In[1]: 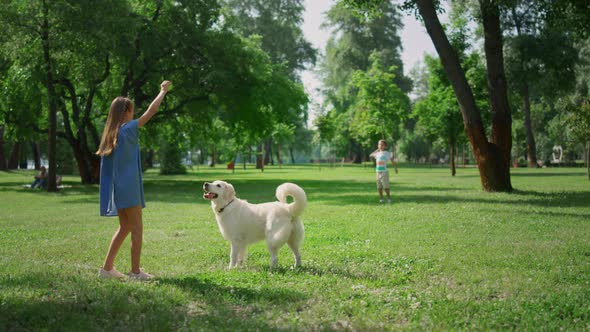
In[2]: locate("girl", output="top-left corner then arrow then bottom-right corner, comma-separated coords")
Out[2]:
96,80 -> 172,280
30,166 -> 47,189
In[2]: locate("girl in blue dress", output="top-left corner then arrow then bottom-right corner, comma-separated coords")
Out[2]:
96,80 -> 172,280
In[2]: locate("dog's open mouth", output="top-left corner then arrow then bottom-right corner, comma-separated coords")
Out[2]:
203,191 -> 218,200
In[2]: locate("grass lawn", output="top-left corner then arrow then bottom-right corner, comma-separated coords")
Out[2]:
1,164 -> 589,331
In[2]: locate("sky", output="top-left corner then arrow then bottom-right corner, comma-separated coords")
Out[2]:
301,0 -> 448,126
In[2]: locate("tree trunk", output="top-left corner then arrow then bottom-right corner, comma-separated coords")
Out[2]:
145,149 -> 155,169
510,6 -> 537,168
480,0 -> 513,191
289,146 -> 295,164
56,87 -> 101,184
75,140 -> 100,184
416,0 -> 512,192
353,142 -> 362,164
50,52 -> 108,184
71,139 -> 94,183
449,137 -> 456,176
276,144 -> 282,168
60,120 -> 99,184
318,141 -> 322,170
347,139 -> 353,162
81,137 -> 101,184
522,83 -> 537,167
255,143 -> 264,172
32,142 -> 41,170
210,144 -> 216,167
200,147 -> 207,165
19,144 -> 27,169
8,142 -> 20,169
462,143 -> 466,167
41,0 -> 58,192
0,127 -> 6,170
264,138 -> 273,165
513,142 -> 519,168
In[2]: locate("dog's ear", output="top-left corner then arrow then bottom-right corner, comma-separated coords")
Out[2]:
223,183 -> 235,201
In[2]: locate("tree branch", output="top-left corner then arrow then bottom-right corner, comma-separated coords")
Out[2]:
55,78 -> 82,127
148,95 -> 210,125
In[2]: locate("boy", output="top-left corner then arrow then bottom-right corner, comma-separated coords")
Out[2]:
369,139 -> 398,204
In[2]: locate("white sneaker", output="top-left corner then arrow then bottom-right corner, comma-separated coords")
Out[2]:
379,199 -> 384,204
387,198 -> 392,204
128,269 -> 154,281
99,267 -> 125,279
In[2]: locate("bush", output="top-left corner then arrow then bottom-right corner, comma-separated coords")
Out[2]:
159,140 -> 186,175
56,138 -> 77,175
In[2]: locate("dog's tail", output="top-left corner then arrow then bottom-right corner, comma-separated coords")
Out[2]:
276,183 -> 307,218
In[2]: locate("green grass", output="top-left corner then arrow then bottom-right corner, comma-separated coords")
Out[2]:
1,165 -> 589,331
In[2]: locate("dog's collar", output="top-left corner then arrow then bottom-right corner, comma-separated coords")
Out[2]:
217,199 -> 235,213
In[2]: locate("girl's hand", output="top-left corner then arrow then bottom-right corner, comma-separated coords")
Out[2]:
161,80 -> 172,92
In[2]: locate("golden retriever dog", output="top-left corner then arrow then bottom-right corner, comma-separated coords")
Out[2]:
203,181 -> 306,269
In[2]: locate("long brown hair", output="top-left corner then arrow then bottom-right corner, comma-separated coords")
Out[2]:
95,97 -> 134,156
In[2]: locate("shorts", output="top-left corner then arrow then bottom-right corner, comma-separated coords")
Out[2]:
376,171 -> 390,189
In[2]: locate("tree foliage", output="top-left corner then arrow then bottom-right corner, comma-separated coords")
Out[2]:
320,1 -> 409,162
0,0 -> 310,182
349,52 -> 409,148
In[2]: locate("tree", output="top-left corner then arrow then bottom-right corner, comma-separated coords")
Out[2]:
414,55 -> 465,176
321,1 -> 410,163
557,35 -> 590,179
541,0 -> 590,40
272,123 -> 295,167
343,0 -> 514,192
562,98 -> 590,179
289,125 -> 314,163
2,0 -> 303,184
0,52 -> 46,171
224,0 -> 317,75
314,106 -> 356,161
413,3 -> 488,176
350,52 -> 410,148
1,0 -> 131,188
503,0 -> 578,168
223,0 -> 316,166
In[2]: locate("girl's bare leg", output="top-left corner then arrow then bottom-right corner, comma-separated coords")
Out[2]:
125,205 -> 143,274
102,209 -> 131,271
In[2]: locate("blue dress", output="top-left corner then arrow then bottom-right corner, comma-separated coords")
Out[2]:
99,119 -> 145,216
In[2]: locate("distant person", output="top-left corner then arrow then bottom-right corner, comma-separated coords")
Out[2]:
96,80 -> 172,280
30,166 -> 47,189
369,139 -> 398,204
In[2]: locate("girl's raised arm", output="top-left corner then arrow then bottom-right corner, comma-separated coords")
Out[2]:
138,80 -> 172,128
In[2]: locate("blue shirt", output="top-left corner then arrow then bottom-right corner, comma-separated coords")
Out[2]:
99,119 -> 145,216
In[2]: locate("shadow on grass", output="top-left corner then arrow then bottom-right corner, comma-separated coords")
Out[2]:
509,189 -> 590,208
230,257 -> 417,287
311,186 -> 590,208
290,264 -> 413,287
444,191 -> 587,208
476,207 -> 590,220
158,275 -> 306,303
0,272 -> 303,331
511,170 -> 587,177
143,178 -> 463,205
1,172 -> 588,209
